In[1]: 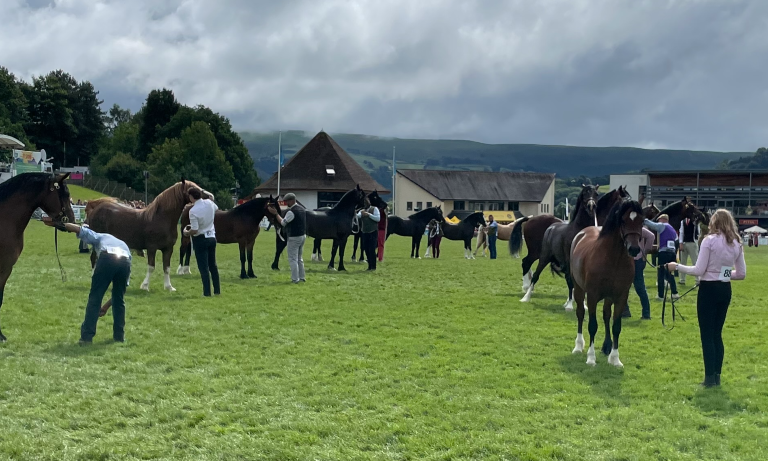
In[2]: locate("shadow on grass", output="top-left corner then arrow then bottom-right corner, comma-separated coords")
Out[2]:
558,351 -> 626,401
693,386 -> 746,417
45,340 -> 120,357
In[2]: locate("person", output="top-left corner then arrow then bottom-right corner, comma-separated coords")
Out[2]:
429,219 -> 443,258
272,193 -> 306,283
644,214 -> 680,301
183,187 -> 220,297
667,209 -> 746,387
357,196 -> 381,271
377,203 -> 388,263
487,215 -> 498,259
678,215 -> 701,285
623,227 -> 655,319
423,223 -> 432,258
45,220 -> 131,345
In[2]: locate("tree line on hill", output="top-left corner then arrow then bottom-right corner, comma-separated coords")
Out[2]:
719,147 -> 768,170
0,67 -> 258,208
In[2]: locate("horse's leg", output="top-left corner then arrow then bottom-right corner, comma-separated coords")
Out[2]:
140,251 -> 156,291
162,248 -> 176,292
521,255 -> 535,291
338,235 -> 349,271
520,256 -> 548,302
184,240 -> 192,274
586,293 -> 599,366
563,270 -> 575,311
468,239 -> 475,259
90,250 -> 97,275
0,269 -> 10,342
601,300 -> 613,356
246,240 -> 256,278
328,239 -> 340,271
317,239 -> 324,262
352,233 -> 360,261
572,284 -> 586,353
239,244 -> 248,279
177,238 -> 188,275
272,231 -> 285,270
608,293 -> 628,368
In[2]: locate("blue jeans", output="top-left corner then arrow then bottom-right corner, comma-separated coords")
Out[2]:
81,253 -> 131,341
488,235 -> 497,259
626,259 -> 651,318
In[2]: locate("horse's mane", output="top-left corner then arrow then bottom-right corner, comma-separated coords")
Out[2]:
232,196 -> 271,215
657,200 -> 686,219
408,207 -> 440,220
142,181 -> 198,220
463,211 -> 485,223
327,188 -> 360,214
0,172 -> 50,204
600,200 -> 643,237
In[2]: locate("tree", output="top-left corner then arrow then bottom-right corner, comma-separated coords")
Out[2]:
103,104 -> 133,134
136,88 -> 180,162
104,152 -> 145,190
0,67 -> 30,147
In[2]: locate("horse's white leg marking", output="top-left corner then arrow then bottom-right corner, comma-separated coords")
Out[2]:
514,251 -> 520,259
586,343 -> 596,366
520,283 -> 534,303
176,264 -> 183,275
311,253 -> 317,262
184,266 -> 192,275
140,265 -> 154,291
572,333 -> 585,354
164,267 -> 176,292
608,349 -> 623,368
563,289 -> 574,311
522,270 -> 532,291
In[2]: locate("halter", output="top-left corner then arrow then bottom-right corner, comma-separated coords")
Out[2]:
587,198 -> 598,226
352,214 -> 361,234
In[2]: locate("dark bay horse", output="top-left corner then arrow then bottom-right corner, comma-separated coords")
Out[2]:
178,195 -> 281,279
0,172 -> 75,342
512,186 -> 628,301
441,212 -> 487,259
86,180 -> 199,292
570,200 -> 644,367
386,206 -> 444,258
519,185 -> 601,308
655,197 -> 709,229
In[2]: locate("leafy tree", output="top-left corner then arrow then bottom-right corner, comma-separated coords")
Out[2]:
136,88 -> 180,162
104,152 -> 145,190
103,104 -> 133,134
0,67 -> 30,147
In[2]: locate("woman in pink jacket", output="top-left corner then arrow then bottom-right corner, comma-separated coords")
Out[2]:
668,209 -> 746,388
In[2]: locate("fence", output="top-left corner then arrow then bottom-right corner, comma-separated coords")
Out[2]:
78,174 -> 155,202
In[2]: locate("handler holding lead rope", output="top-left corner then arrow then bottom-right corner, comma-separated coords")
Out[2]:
666,209 -> 746,388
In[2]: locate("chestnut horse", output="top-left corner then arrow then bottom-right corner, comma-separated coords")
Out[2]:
473,217 -> 525,258
85,180 -> 199,292
570,200 -> 644,367
178,195 -> 281,279
0,172 -> 75,342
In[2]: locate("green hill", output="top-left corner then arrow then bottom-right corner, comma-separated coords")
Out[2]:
240,130 -> 748,192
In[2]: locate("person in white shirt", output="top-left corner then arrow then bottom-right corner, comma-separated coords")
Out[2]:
183,187 -> 220,296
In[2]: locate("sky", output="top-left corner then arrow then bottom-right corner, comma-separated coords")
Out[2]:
2,0 -> 766,152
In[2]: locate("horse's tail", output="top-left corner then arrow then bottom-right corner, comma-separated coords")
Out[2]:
550,260 -> 565,278
508,216 -> 529,256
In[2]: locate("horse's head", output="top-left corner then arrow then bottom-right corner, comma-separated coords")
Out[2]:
602,200 -> 644,258
367,190 -> 387,210
619,185 -> 631,200
264,194 -> 282,227
579,184 -> 600,218
354,184 -> 366,209
40,173 -> 75,224
643,204 -> 660,220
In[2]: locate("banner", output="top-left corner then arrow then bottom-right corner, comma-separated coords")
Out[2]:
739,219 -> 758,226
72,205 -> 86,223
12,149 -> 43,174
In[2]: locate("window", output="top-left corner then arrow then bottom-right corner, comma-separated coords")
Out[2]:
488,202 -> 504,211
317,192 -> 346,208
471,202 -> 485,211
426,202 -> 433,208
508,202 -> 519,211
407,201 -> 413,211
416,201 -> 423,210
454,201 -> 466,210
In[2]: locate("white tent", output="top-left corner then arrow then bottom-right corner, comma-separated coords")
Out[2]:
743,225 -> 767,234
0,134 -> 25,149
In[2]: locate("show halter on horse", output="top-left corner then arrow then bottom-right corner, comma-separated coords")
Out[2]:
441,212 -> 488,259
178,195 -> 281,279
518,185 -> 602,308
570,200 -> 644,367
0,172 -> 75,342
385,206 -> 445,258
85,180 -> 200,292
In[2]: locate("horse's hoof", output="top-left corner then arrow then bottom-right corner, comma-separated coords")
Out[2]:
328,267 -> 337,272
601,344 -> 612,356
240,274 -> 248,279
248,274 -> 257,279
271,266 -> 279,271
586,359 -> 597,367
176,265 -> 183,275
140,284 -> 149,291
0,335 -> 7,343
166,286 -> 177,292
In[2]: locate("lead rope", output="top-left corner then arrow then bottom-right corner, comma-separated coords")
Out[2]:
55,227 -> 67,282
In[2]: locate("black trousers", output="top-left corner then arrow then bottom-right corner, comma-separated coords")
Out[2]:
698,281 -> 732,377
362,232 -> 377,270
82,253 -> 131,341
192,236 -> 220,296
657,251 -> 678,298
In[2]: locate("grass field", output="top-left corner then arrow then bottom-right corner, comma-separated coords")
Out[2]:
2,222 -> 768,460
67,184 -> 107,202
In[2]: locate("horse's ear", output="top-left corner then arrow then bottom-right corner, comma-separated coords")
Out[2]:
582,183 -> 586,187
57,172 -> 70,182
595,184 -> 600,190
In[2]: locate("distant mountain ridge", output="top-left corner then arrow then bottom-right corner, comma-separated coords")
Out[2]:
240,130 -> 748,192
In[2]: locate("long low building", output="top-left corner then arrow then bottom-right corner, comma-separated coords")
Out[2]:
394,169 -> 555,222
610,170 -> 768,228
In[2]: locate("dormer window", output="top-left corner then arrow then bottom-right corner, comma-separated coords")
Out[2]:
326,165 -> 335,177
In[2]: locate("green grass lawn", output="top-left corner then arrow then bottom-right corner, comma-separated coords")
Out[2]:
67,184 -> 107,202
2,222 -> 768,460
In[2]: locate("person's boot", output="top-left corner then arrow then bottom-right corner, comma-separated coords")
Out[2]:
701,375 -> 717,388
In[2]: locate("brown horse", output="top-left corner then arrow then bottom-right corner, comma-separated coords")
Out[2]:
0,172 -> 75,342
473,218 -> 524,258
85,180 -> 199,292
178,195 -> 281,279
570,200 -> 644,367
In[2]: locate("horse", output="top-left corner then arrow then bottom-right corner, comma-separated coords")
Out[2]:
0,172 -> 75,342
473,218 -> 524,258
511,186 -> 629,299
177,195 -> 281,279
441,212 -> 488,259
386,206 -> 445,258
643,203 -> 660,220
519,185 -> 601,308
85,180 -> 199,292
655,197 -> 709,229
570,200 -> 644,367
309,190 -> 386,263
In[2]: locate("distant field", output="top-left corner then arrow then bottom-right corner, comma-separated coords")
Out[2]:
67,184 -> 107,202
1,223 -> 767,459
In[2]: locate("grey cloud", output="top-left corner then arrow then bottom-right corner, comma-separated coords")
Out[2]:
1,0 -> 766,152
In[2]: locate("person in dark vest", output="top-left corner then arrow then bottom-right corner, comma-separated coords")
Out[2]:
357,196 -> 381,271
45,221 -> 131,345
271,193 -> 306,283
487,214 -> 499,259
678,214 -> 701,285
644,214 -> 680,301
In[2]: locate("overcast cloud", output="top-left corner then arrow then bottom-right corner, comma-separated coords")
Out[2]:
2,0 -> 766,151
